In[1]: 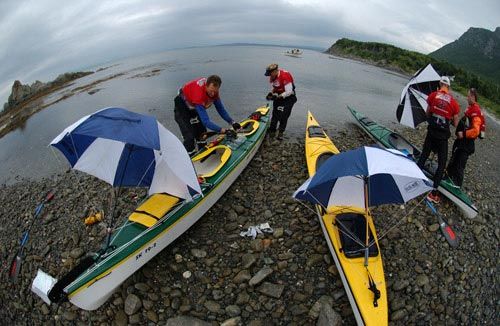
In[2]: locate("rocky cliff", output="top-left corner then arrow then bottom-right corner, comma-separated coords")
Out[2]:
3,71 -> 93,112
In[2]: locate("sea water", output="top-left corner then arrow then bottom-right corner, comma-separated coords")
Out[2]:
0,45 -> 411,184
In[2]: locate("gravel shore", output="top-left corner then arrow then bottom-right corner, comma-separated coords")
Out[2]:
0,118 -> 498,325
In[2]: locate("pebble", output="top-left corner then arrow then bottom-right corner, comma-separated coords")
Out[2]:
249,266 -> 273,286
257,282 -> 285,298
124,294 -> 142,315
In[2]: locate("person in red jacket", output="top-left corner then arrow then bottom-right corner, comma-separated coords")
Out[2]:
265,64 -> 297,140
417,76 -> 460,203
174,75 -> 240,155
446,88 -> 485,187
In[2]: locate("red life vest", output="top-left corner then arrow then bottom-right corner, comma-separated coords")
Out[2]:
465,102 -> 486,139
270,69 -> 294,94
427,89 -> 460,120
181,77 -> 219,109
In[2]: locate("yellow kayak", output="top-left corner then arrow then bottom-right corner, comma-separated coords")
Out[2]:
305,111 -> 387,325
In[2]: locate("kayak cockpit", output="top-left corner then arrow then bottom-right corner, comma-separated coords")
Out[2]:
388,133 -> 421,157
192,145 -> 232,178
335,212 -> 379,258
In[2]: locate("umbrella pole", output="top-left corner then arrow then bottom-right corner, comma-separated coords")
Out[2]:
105,145 -> 134,251
364,177 -> 369,267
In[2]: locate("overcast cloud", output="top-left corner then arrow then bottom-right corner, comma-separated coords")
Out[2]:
1,0 -> 499,104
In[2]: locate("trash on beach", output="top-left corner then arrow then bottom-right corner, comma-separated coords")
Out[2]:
84,211 -> 103,225
240,222 -> 274,239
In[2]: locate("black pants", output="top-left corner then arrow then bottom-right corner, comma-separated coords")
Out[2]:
174,95 -> 206,153
447,140 -> 472,187
270,95 -> 296,133
417,133 -> 448,189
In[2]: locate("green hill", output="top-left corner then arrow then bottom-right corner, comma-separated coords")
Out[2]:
326,38 -> 500,117
430,27 -> 500,85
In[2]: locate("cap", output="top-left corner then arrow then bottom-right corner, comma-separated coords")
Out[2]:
439,76 -> 450,86
265,63 -> 278,76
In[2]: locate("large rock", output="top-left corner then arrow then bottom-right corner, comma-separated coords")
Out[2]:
2,71 -> 92,111
7,80 -> 32,107
316,302 -> 342,326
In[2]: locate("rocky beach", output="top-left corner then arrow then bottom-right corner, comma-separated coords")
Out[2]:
0,117 -> 498,325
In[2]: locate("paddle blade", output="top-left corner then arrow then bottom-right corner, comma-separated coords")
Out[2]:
425,199 -> 459,248
9,255 -> 22,281
45,191 -> 55,202
440,222 -> 459,248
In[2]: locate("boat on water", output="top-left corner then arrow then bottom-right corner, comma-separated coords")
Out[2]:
32,105 -> 270,310
348,106 -> 478,219
295,112 -> 388,325
284,48 -> 303,57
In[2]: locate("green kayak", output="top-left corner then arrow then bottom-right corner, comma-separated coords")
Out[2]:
348,106 -> 478,219
32,105 -> 270,310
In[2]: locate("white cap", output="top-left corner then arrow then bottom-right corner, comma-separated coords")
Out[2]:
440,76 -> 450,86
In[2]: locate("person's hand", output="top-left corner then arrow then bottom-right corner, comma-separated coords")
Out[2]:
225,129 -> 237,138
266,92 -> 274,100
457,131 -> 464,139
279,93 -> 287,98
232,122 -> 241,130
220,128 -> 226,134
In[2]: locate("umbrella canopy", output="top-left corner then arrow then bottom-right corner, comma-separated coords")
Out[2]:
396,64 -> 441,128
50,107 -> 201,200
294,146 -> 432,209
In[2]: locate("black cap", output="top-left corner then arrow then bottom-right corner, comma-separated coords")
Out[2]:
265,63 -> 278,76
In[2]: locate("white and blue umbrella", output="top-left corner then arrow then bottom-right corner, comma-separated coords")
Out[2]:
396,64 -> 441,128
294,146 -> 431,209
50,107 -> 201,200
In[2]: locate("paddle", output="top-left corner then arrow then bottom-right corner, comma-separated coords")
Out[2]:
425,199 -> 459,248
9,190 -> 55,281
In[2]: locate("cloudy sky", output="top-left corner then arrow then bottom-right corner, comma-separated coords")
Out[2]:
1,0 -> 499,104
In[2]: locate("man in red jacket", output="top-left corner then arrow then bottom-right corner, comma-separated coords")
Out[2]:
417,76 -> 460,203
265,64 -> 297,140
446,88 -> 485,187
174,75 -> 240,155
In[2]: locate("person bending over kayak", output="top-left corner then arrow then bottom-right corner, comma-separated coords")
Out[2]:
417,76 -> 460,203
174,75 -> 240,155
446,88 -> 485,187
265,63 -> 297,140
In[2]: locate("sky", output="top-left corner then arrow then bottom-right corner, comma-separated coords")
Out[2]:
1,0 -> 499,105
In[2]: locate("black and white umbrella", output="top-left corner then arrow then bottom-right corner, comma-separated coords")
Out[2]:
396,64 -> 441,128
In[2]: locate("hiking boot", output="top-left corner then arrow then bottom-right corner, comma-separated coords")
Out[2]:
268,130 -> 276,138
427,192 -> 441,204
276,131 -> 284,140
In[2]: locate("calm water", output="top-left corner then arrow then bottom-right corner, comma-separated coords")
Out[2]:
0,45 -> 410,184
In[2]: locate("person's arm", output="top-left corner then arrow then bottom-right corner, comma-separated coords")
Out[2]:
213,99 -> 234,124
451,100 -> 460,128
463,116 -> 481,139
451,114 -> 459,128
279,83 -> 294,98
426,92 -> 435,118
195,105 -> 223,132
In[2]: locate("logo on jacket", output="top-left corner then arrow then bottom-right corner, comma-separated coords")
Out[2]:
190,117 -> 200,124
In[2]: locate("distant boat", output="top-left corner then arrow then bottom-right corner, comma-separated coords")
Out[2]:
284,49 -> 303,57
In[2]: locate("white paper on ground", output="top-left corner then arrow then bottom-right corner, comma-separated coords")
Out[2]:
31,269 -> 57,305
